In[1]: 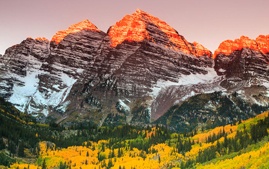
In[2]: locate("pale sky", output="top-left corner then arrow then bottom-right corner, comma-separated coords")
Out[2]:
0,0 -> 268,54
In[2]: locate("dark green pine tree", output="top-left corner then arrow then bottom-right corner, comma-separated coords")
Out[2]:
0,138 -> 5,150
108,158 -> 113,169
59,161 -> 68,169
117,148 -> 122,157
8,141 -> 16,157
18,142 -> 25,157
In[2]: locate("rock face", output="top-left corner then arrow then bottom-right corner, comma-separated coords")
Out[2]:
65,9 -> 214,125
155,35 -> 269,132
0,20 -> 106,118
0,37 -> 50,115
38,19 -> 106,117
214,35 -> 269,77
214,35 -> 269,91
0,9 -> 213,125
0,9 -> 269,130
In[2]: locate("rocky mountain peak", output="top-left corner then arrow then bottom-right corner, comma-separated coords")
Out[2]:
35,37 -> 49,42
108,9 -> 150,47
108,9 -> 211,57
192,42 -> 212,57
213,35 -> 269,58
6,10 -> 269,129
51,19 -> 100,44
256,35 -> 269,54
214,34 -> 269,85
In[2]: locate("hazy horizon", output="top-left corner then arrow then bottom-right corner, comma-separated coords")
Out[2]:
0,0 -> 268,54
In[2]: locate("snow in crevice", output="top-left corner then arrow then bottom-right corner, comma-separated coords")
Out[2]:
180,91 -> 196,102
30,72 -> 77,113
8,54 -> 44,112
56,101 -> 71,113
7,54 -> 77,115
118,99 -> 130,112
150,67 -> 221,98
218,68 -> 226,73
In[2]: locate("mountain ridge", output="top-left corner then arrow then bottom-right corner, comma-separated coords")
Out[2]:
214,35 -> 269,58
0,9 -> 268,130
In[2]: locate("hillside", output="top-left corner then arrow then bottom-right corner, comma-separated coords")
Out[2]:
1,101 -> 268,168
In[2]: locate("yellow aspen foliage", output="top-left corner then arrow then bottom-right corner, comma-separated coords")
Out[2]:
185,142 -> 213,158
193,124 -> 237,143
196,142 -> 269,169
10,163 -> 38,169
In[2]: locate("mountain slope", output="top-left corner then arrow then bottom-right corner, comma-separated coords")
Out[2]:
0,9 -> 215,126
8,110 -> 269,169
63,9 -> 214,126
155,35 -> 269,131
155,91 -> 269,132
0,10 -> 269,131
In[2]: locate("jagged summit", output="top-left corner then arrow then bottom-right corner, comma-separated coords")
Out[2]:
108,9 -> 211,57
213,35 -> 269,58
51,19 -> 100,44
108,9 -> 151,47
192,42 -> 212,57
35,37 -> 49,42
256,35 -> 269,54
2,9 -> 269,130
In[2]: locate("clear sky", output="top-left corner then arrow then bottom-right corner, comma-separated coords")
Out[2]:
0,0 -> 268,54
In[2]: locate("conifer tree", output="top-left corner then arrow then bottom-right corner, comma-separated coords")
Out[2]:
42,159 -> 47,169
18,142 -> 25,157
0,138 -> 5,150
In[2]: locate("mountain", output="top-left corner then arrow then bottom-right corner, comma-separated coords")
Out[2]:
0,9 -> 269,130
214,35 -> 269,106
155,35 -> 269,131
214,35 -> 269,87
0,20 -> 106,119
67,9 -> 214,125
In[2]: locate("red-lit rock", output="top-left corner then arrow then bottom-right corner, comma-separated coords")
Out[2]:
214,35 -> 269,85
192,42 -> 212,57
214,35 -> 269,58
256,35 -> 269,55
51,19 -> 100,44
108,9 -> 211,57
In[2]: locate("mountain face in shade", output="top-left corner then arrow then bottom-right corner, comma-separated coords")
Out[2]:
0,9 -> 269,130
0,20 -> 106,117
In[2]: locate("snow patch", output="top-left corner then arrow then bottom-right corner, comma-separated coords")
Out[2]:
218,68 -> 226,73
8,60 -> 77,115
32,72 -> 77,110
8,55 -> 43,112
151,67 -> 220,98
118,99 -> 130,112
76,68 -> 84,74
56,101 -> 71,113
181,91 -> 196,102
